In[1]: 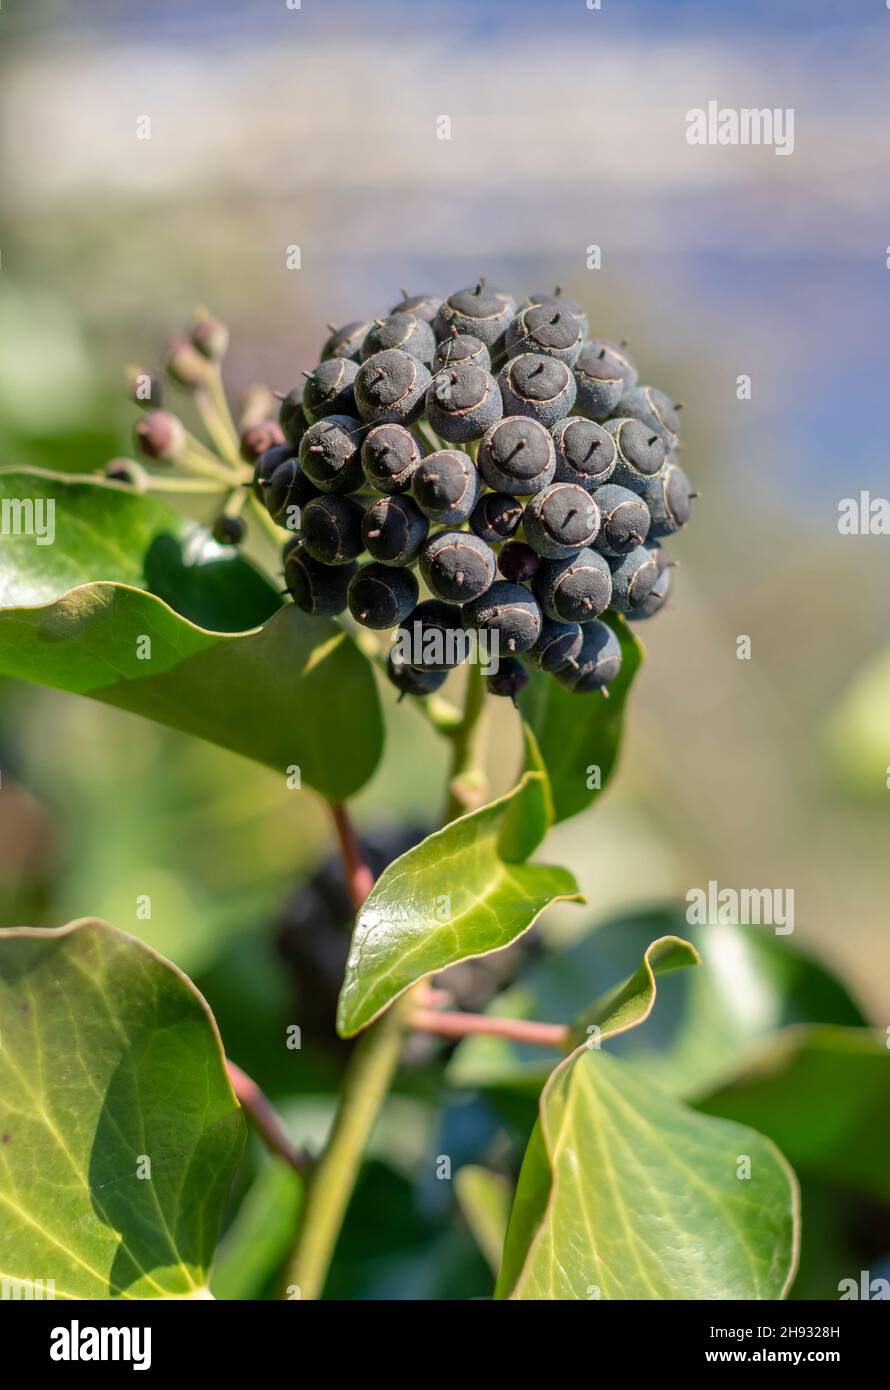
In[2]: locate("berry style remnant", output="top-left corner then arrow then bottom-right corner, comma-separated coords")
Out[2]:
111,284 -> 695,701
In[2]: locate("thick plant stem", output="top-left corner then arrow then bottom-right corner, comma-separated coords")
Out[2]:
282,666 -> 489,1300
443,659 -> 489,823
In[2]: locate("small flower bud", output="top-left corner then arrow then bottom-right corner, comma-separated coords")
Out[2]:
104,458 -> 149,491
126,365 -> 165,410
165,339 -> 211,389
134,410 -> 186,461
240,420 -> 285,463
191,314 -> 229,362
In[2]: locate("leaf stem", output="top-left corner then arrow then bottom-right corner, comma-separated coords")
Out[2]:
282,662 -> 490,1299
407,1007 -> 567,1049
329,801 -> 375,910
226,1061 -> 311,1175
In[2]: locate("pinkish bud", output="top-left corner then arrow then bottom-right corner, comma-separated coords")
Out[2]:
240,420 -> 285,463
134,410 -> 186,461
165,339 -> 211,389
191,314 -> 229,362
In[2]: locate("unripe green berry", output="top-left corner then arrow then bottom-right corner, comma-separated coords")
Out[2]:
419,530 -> 496,604
354,349 -> 431,425
478,416 -> 556,496
361,423 -> 424,494
523,483 -> 601,559
302,359 -> 359,423
299,416 -> 365,493
551,417 -> 616,490
461,581 -> 542,655
412,449 -> 480,524
362,313 -> 436,366
532,548 -> 612,624
425,363 -> 503,443
498,353 -> 576,427
347,562 -> 419,629
362,495 -> 429,565
301,495 -> 365,565
591,483 -> 651,556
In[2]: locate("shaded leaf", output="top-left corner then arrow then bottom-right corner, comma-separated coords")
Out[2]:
336,773 -> 582,1037
0,469 -> 383,800
454,1165 -> 512,1275
518,612 -> 642,823
0,919 -> 245,1299
211,1157 -> 303,1300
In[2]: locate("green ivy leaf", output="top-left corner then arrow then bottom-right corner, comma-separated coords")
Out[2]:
0,919 -> 245,1299
211,1157 -> 303,1300
0,468 -> 383,800
518,613 -> 642,823
565,934 -> 700,1051
336,773 -> 583,1037
496,1048 -> 800,1300
698,1025 -> 890,1205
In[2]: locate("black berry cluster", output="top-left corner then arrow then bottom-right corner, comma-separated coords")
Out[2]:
251,280 -> 695,700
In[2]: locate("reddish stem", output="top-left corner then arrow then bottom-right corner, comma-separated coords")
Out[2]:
409,1007 -> 568,1050
227,1061 -> 311,1175
330,802 -> 375,911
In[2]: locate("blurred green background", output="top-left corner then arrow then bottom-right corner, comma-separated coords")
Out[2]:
1,0 -> 888,1300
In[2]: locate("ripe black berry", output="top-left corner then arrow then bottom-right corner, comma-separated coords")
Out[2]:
640,458 -> 694,536
498,353 -> 576,427
412,449 -> 480,524
397,600 -> 466,671
504,303 -> 584,365
278,386 -> 308,448
574,340 -> 638,421
425,364 -> 503,443
551,417 -> 617,490
523,483 -> 601,559
524,616 -> 583,674
354,349 -> 431,425
556,619 -> 622,693
469,491 -> 523,541
301,495 -> 365,565
434,279 -> 517,347
302,359 -> 359,423
362,494 -> 429,565
390,291 -> 442,324
478,416 -> 556,496
605,417 -> 665,493
461,581 -> 542,655
432,332 -> 491,373
321,321 -> 371,363
264,456 -> 321,524
361,423 -> 424,494
608,545 -> 659,611
299,416 -> 365,493
525,287 -> 588,338
615,385 -> 680,450
419,530 -> 496,604
628,565 -> 671,620
592,483 -> 651,556
362,314 -> 436,366
498,541 -> 540,584
486,658 -> 529,702
347,563 -> 419,629
212,513 -> 247,546
284,544 -> 356,617
533,548 -> 612,624
386,650 -> 447,699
